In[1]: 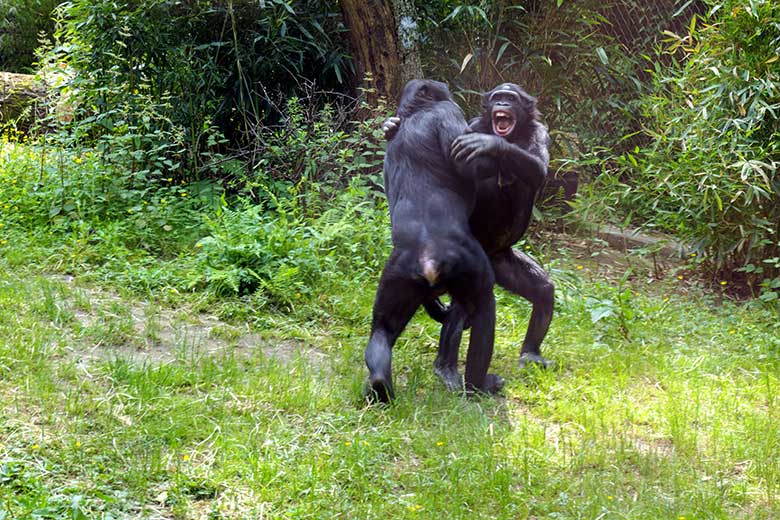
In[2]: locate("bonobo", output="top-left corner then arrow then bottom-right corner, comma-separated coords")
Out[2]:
383,83 -> 554,392
364,79 -> 503,403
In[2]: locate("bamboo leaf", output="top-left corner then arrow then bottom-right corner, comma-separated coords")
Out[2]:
460,53 -> 473,74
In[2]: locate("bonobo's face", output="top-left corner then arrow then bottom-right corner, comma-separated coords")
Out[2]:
484,83 -> 536,138
398,79 -> 451,117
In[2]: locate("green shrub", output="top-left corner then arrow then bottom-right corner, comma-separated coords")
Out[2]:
45,0 -> 350,180
574,0 -> 780,298
195,179 -> 389,309
0,135 -> 218,256
192,94 -> 391,307
0,0 -> 58,71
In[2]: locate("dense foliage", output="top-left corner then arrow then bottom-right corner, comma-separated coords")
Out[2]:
43,0 -> 350,180
415,1 -> 647,163
3,0 -> 778,306
0,0 -> 58,71
577,0 -> 780,299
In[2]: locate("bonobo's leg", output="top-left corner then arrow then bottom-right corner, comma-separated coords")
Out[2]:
434,302 -> 467,391
364,265 -> 425,403
422,297 -> 449,325
448,255 -> 504,395
491,248 -> 554,368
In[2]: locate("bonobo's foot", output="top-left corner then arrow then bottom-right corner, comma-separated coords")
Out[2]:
364,375 -> 394,404
519,351 -> 552,369
433,361 -> 463,392
483,373 -> 505,394
465,373 -> 505,395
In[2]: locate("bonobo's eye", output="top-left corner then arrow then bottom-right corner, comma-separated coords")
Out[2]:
419,85 -> 430,98
489,90 -> 521,107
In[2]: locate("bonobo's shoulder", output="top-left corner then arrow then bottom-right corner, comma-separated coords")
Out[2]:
528,120 -> 549,146
433,99 -> 465,116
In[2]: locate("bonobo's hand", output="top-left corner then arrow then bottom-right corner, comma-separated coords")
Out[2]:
382,116 -> 401,140
451,132 -> 505,163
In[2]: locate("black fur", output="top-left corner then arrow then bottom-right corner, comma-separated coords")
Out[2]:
434,83 -> 555,390
364,80 -> 504,402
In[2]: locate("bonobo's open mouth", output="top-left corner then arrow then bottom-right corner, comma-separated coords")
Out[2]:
491,107 -> 516,137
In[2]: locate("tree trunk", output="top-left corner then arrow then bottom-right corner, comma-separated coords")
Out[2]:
392,0 -> 423,85
0,72 -> 45,130
340,0 -> 402,106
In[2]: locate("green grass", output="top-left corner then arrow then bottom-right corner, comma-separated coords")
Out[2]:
1,238 -> 779,519
1,139 -> 780,518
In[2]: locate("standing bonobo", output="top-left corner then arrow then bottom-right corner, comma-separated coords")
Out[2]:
364,79 -> 504,402
383,83 -> 555,392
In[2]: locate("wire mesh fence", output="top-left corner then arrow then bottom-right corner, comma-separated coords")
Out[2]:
538,0 -> 708,207
602,0 -> 707,52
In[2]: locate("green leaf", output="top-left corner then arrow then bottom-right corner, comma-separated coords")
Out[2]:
496,41 -> 511,64
596,47 -> 608,65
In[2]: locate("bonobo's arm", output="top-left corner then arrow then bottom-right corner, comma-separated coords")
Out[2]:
451,124 -> 550,191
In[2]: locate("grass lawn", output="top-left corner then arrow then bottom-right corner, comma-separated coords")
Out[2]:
1,231 -> 779,519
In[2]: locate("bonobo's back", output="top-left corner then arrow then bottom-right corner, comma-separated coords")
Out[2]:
383,80 -> 474,231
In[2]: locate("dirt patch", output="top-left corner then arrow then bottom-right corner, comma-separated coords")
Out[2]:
49,275 -> 326,368
540,230 -> 685,285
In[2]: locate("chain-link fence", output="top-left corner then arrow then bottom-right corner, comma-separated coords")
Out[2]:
602,0 -> 707,52
540,1 -> 708,207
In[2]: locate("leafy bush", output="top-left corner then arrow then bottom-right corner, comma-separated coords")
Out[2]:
44,0 -> 350,180
0,135 -> 218,256
236,93 -> 388,202
574,0 -> 780,298
195,179 -> 389,309
194,96 -> 390,306
0,0 -> 58,71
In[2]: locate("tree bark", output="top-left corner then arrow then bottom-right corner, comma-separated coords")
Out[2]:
392,0 -> 423,85
340,0 -> 402,106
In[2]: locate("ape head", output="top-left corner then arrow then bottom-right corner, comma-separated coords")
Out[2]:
397,79 -> 453,118
481,83 -> 539,139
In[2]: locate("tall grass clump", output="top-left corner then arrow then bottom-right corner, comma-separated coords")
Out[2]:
576,0 -> 780,300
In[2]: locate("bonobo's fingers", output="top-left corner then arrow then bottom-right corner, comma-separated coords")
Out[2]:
381,116 -> 401,140
423,298 -> 450,324
451,134 -> 475,162
452,133 -> 489,163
